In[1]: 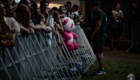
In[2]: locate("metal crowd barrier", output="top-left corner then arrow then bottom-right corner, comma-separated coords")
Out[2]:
126,22 -> 140,52
0,25 -> 96,80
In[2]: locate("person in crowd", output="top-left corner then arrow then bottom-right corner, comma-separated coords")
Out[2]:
5,3 -> 30,35
129,2 -> 140,43
40,0 -> 63,46
111,2 -> 124,50
12,0 -> 19,11
58,6 -> 67,18
0,2 -> 20,48
66,1 -> 72,16
17,0 -> 52,33
78,11 -> 84,28
72,5 -> 79,23
129,2 -> 140,23
90,1 -> 107,75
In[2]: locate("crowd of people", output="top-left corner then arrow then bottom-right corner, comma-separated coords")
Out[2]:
0,0 -> 84,48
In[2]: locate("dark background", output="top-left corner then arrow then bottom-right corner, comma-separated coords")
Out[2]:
85,0 -> 140,32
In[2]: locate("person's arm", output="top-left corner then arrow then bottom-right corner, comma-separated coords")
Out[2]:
44,11 -> 50,26
112,11 -> 118,20
90,12 -> 103,40
90,20 -> 102,40
30,24 -> 52,33
116,10 -> 124,19
117,14 -> 124,19
18,23 -> 30,35
24,9 -> 31,28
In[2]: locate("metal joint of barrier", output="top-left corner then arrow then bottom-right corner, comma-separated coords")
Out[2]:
0,25 -> 96,80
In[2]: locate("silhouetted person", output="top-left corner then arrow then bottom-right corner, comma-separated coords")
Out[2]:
90,1 -> 107,75
111,2 -> 124,50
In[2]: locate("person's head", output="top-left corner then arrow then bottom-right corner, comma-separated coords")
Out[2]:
66,1 -> 72,9
19,0 -> 32,10
92,1 -> 101,12
59,6 -> 67,14
16,4 -> 29,20
5,4 -> 15,17
52,7 -> 58,11
72,5 -> 78,12
115,2 -> 120,10
132,2 -> 137,9
0,2 -> 6,18
40,0 -> 49,13
32,2 -> 41,15
30,0 -> 36,5
39,14 -> 45,22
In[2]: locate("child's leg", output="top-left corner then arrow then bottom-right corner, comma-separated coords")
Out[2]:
56,31 -> 63,46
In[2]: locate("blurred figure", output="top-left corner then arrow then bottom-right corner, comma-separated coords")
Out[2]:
129,2 -> 140,44
66,1 -> 72,16
111,2 -> 124,50
0,2 -> 19,48
72,5 -> 79,23
90,1 -> 107,75
129,2 -> 140,23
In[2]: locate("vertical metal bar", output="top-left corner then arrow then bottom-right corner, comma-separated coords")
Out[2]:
37,33 -> 63,79
23,37 -> 45,80
6,49 -> 23,80
0,56 -> 12,80
17,37 -> 39,80
29,35 -> 52,80
32,34 -> 58,79
52,37 -> 75,79
48,43 -> 67,79
53,38 -> 74,77
126,24 -> 133,52
13,48 -> 30,80
58,35 -> 80,78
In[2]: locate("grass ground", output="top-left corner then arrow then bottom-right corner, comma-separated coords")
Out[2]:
80,61 -> 140,80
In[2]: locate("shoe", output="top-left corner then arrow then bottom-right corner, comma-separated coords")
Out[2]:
94,69 -> 106,76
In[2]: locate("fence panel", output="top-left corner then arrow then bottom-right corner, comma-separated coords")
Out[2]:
0,25 -> 96,80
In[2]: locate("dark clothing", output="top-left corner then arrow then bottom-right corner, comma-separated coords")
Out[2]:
92,10 -> 107,54
93,33 -> 107,54
32,12 -> 41,25
66,9 -> 72,16
111,10 -> 123,36
92,10 -> 107,35
112,27 -> 123,36
53,12 -> 59,24
129,8 -> 140,23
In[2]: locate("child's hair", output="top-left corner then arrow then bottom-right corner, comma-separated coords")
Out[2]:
15,4 -> 29,13
59,6 -> 67,12
73,5 -> 78,11
32,2 -> 38,11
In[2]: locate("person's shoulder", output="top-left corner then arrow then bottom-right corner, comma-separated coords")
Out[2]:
100,10 -> 106,16
112,10 -> 115,13
5,17 -> 16,22
119,10 -> 123,13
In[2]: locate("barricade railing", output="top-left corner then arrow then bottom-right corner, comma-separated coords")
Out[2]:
0,25 -> 96,80
126,22 -> 140,52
